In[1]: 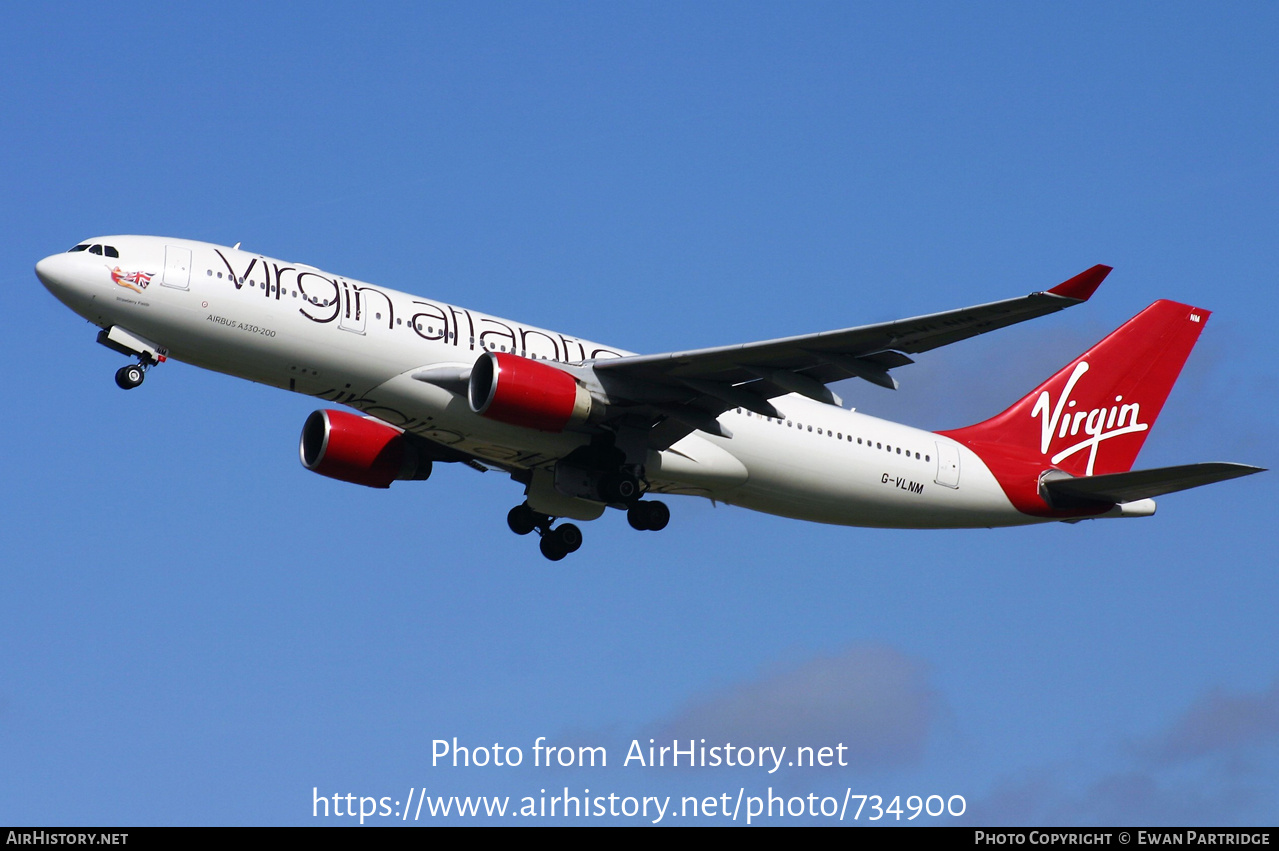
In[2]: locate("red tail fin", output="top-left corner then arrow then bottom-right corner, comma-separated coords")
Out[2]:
939,300 -> 1210,514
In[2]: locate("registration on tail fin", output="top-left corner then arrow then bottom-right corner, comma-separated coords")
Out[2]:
938,300 -> 1259,518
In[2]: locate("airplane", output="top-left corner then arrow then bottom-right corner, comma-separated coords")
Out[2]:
36,235 -> 1263,560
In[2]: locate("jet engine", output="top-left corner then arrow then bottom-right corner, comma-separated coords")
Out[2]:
468,352 -> 592,432
299,409 -> 433,488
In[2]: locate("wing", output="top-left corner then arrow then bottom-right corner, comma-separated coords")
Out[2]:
592,265 -> 1111,448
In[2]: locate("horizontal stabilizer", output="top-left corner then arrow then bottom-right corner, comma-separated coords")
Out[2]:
1042,462 -> 1264,508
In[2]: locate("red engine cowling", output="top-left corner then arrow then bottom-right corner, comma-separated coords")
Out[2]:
299,409 -> 432,488
468,352 -> 593,432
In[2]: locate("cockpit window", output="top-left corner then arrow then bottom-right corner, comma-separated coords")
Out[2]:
69,244 -> 89,252
88,245 -> 103,255
104,246 -> 119,258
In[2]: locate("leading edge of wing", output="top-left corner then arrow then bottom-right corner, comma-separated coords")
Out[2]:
594,265 -> 1112,389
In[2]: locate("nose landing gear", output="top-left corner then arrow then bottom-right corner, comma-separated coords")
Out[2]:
98,327 -> 165,390
114,363 -> 146,390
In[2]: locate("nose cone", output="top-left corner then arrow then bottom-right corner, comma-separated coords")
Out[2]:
35,253 -> 62,291
36,251 -> 88,309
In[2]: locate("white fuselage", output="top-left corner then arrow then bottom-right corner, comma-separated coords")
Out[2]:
37,235 -> 1027,528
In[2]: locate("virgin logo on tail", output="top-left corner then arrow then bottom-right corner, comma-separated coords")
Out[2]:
1030,361 -> 1147,476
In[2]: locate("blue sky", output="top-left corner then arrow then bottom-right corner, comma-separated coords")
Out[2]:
2,3 -> 1275,825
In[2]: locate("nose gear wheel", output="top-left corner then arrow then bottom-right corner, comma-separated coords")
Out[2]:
115,364 -> 146,390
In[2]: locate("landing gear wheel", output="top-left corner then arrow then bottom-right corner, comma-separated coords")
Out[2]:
643,501 -> 670,531
537,523 -> 582,561
554,523 -> 583,553
115,364 -> 145,390
507,504 -> 538,536
600,472 -> 639,504
539,535 -> 568,561
627,500 -> 670,531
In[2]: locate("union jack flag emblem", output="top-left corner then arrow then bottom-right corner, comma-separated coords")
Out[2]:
110,266 -> 153,293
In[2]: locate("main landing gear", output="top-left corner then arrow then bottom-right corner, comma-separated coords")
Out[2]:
626,500 -> 670,531
507,504 -> 582,561
507,497 -> 671,561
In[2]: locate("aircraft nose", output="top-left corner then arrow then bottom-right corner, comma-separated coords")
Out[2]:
34,254 -> 60,289
34,252 -> 71,291
35,252 -> 83,303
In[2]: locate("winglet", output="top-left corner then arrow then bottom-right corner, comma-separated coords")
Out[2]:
1047,264 -> 1111,301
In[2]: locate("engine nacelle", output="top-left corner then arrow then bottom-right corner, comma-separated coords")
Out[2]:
299,409 -> 432,488
468,352 -> 592,432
